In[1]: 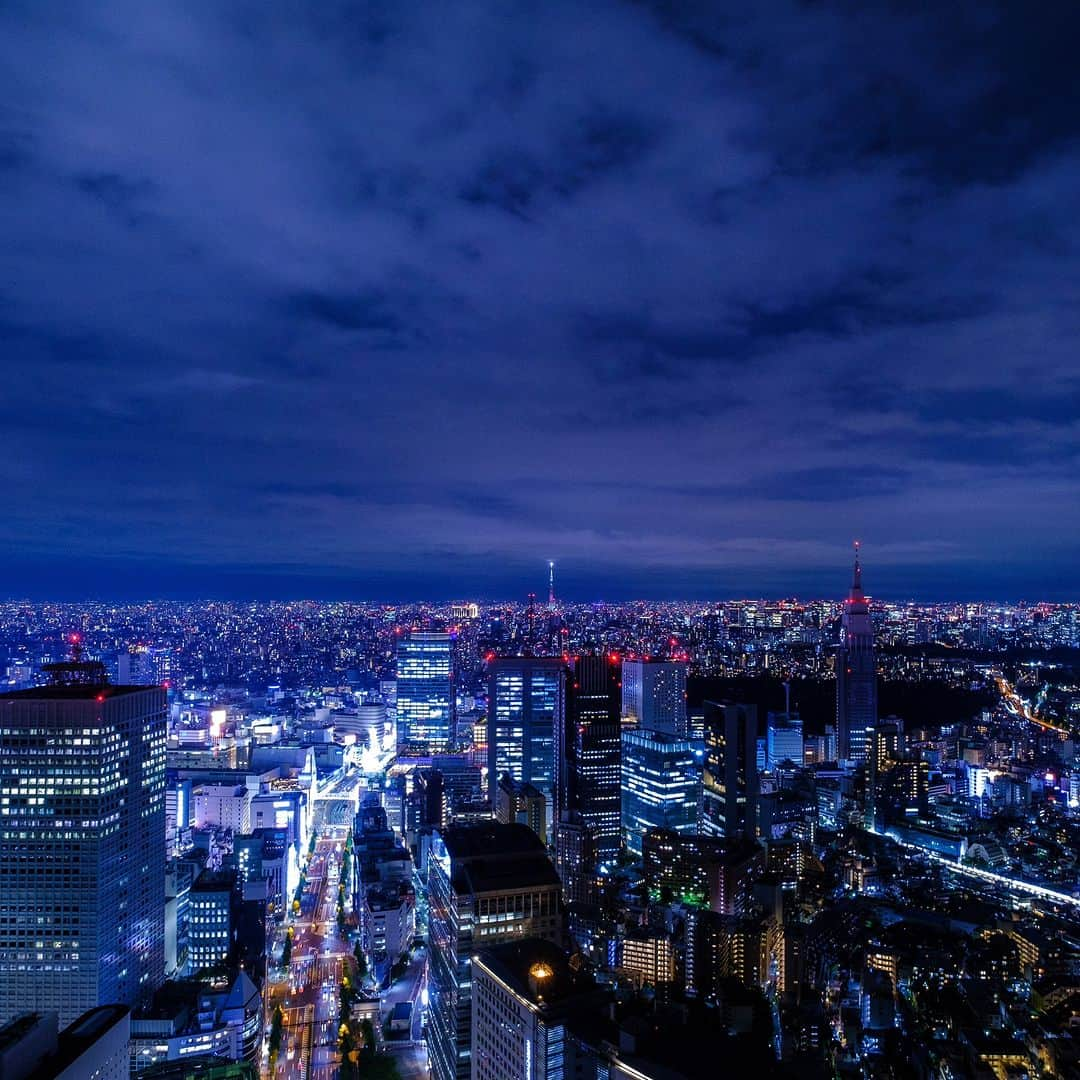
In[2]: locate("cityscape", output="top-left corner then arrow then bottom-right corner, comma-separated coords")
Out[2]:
2,556 -> 1080,1078
2,2 -> 1080,1079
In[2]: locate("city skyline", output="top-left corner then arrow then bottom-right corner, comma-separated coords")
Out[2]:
1,4 -> 1078,601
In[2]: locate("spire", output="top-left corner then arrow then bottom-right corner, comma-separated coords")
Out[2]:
852,540 -> 862,593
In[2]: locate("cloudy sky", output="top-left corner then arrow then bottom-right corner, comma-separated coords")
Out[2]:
1,2 -> 1078,600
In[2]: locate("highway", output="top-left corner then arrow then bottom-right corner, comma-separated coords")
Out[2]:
995,672 -> 1069,734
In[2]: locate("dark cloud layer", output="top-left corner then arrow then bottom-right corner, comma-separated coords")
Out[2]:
0,1 -> 1078,600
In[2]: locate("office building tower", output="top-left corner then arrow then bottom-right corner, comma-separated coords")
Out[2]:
0,675 -> 166,1026
0,1005 -> 130,1080
620,729 -> 699,857
765,711 -> 804,771
427,823 -> 562,1080
701,701 -> 758,842
472,939 -> 602,1080
486,657 -> 565,806
620,659 -> 687,734
552,813 -> 597,907
187,870 -> 237,976
396,631 -> 455,750
836,545 -> 877,763
555,655 -> 621,868
116,645 -> 171,688
495,774 -> 547,843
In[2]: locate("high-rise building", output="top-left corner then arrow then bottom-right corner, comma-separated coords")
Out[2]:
620,659 -> 687,734
700,701 -> 758,842
552,814 -> 596,907
187,870 -> 237,976
620,729 -> 699,857
396,631 -> 455,750
427,823 -> 562,1080
836,545 -> 877,763
555,655 -> 621,867
765,711 -> 803,771
495,774 -> 547,843
0,677 -> 167,1026
486,658 -> 565,807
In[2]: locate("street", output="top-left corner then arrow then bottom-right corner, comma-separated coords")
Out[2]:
265,822 -> 352,1080
380,950 -> 430,1079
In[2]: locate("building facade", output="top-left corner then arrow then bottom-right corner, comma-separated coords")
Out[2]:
620,729 -> 699,857
836,546 -> 877,763
556,655 -> 622,868
396,631 -> 455,750
486,658 -> 565,808
427,824 -> 562,1080
0,681 -> 167,1026
620,659 -> 687,735
701,701 -> 758,842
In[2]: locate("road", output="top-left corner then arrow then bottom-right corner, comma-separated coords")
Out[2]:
381,950 -> 430,1079
265,822 -> 353,1080
995,672 -> 1069,734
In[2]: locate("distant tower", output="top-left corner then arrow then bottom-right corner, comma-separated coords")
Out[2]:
548,560 -> 556,607
836,541 -> 877,762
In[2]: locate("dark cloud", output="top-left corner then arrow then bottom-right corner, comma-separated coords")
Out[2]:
0,0 -> 1077,599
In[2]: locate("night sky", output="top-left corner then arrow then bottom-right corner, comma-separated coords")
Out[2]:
2,3 -> 1078,601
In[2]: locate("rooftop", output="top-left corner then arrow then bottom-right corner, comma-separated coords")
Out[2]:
475,938 -> 597,1010
0,683 -> 160,701
23,1006 -> 129,1080
440,822 -> 547,860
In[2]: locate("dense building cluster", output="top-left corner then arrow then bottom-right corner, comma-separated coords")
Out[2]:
2,558 -> 1080,1077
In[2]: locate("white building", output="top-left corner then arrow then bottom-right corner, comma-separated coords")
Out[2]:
193,783 -> 251,833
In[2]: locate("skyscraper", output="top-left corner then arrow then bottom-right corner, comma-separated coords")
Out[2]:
396,630 -> 455,750
621,729 -> 700,857
486,657 -> 566,807
620,659 -> 687,734
836,544 -> 877,763
555,655 -> 622,867
700,701 -> 758,842
427,823 -> 562,1080
0,674 -> 167,1026
765,710 -> 804,771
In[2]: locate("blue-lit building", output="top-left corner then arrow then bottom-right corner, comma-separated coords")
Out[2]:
396,631 -> 455,750
486,657 -> 565,808
765,711 -> 803,771
621,729 -> 700,857
620,659 -> 687,734
0,677 -> 167,1026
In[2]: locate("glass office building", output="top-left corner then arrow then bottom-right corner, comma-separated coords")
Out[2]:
621,729 -> 700,857
396,631 -> 455,749
486,658 -> 565,806
0,681 -> 167,1026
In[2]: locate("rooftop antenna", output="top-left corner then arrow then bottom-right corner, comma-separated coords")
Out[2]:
42,633 -> 109,687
